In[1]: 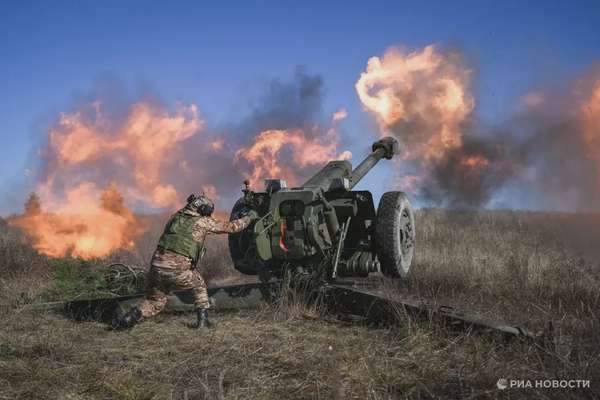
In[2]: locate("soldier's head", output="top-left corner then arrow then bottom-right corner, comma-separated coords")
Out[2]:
186,193 -> 214,216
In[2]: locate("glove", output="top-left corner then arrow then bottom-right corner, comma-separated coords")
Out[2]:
246,210 -> 259,220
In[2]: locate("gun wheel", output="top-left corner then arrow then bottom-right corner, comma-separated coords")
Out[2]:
375,191 -> 415,279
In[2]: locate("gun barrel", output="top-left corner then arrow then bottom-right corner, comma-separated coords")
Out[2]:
349,137 -> 398,189
302,136 -> 398,191
302,160 -> 353,191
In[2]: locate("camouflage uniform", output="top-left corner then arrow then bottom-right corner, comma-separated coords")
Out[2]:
137,207 -> 251,319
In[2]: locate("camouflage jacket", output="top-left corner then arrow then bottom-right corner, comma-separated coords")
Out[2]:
151,207 -> 251,269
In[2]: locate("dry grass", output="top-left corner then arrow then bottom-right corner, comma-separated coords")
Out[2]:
1,210 -> 599,399
408,210 -> 600,341
0,220 -> 52,312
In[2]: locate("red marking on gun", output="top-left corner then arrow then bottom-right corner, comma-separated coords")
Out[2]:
279,221 -> 290,252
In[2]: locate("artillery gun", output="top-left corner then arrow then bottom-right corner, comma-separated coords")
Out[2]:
22,137 -> 546,345
228,137 -> 415,281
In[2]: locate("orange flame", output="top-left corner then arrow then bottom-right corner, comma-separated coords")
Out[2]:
10,101 -> 204,259
356,45 -> 474,161
49,102 -> 203,207
460,154 -> 490,170
10,185 -> 146,259
234,113 -> 351,188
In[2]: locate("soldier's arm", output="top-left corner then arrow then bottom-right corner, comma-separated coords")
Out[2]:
196,216 -> 252,235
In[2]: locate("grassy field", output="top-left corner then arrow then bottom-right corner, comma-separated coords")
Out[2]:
1,210 -> 599,399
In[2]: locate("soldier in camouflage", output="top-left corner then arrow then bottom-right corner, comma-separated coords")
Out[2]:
113,194 -> 256,330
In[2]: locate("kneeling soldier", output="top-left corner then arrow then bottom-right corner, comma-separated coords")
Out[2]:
113,194 -> 256,329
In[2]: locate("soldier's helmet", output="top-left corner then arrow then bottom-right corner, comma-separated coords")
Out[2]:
187,193 -> 214,216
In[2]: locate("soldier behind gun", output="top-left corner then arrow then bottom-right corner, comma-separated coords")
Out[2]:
112,194 -> 257,330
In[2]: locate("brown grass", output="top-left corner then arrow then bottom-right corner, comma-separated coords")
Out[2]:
408,210 -> 600,340
0,220 -> 52,311
1,210 -> 599,399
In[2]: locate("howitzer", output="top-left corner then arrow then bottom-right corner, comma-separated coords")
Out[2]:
229,137 -> 415,280
21,138 -> 553,345
20,140 -> 551,345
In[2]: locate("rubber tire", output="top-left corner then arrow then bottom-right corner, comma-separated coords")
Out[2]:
375,191 -> 415,279
228,198 -> 258,275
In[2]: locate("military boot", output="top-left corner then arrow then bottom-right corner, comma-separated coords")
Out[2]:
188,309 -> 215,329
112,307 -> 142,330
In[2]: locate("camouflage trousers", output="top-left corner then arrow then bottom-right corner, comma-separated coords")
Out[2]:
137,264 -> 210,319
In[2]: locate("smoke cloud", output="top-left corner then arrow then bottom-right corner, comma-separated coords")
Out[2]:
356,45 -> 600,212
231,67 -> 350,188
9,69 -> 350,258
10,50 -> 600,259
510,72 -> 600,211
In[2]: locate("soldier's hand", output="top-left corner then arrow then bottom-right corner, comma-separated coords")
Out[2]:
246,210 -> 259,220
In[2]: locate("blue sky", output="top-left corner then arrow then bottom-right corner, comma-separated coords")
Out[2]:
1,0 -> 599,213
